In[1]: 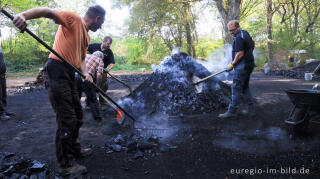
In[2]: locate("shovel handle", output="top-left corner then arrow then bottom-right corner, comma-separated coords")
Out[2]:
104,70 -> 133,94
1,8 -> 14,20
192,69 -> 227,85
313,63 -> 320,75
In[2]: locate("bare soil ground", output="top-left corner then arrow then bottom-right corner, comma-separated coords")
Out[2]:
1,72 -> 320,179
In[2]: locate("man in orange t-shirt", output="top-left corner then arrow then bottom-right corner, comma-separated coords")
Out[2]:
13,5 -> 105,176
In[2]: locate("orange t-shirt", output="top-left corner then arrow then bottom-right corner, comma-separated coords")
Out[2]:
48,10 -> 90,69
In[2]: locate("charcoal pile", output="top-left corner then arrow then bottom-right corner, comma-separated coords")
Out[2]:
7,85 -> 45,96
265,61 -> 320,80
265,69 -> 305,79
117,52 -> 231,117
105,134 -> 160,160
108,73 -> 151,83
0,152 -> 51,178
293,61 -> 320,72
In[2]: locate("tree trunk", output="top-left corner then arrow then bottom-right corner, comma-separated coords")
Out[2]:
183,2 -> 196,57
266,0 -> 275,68
215,0 -> 242,44
185,22 -> 193,56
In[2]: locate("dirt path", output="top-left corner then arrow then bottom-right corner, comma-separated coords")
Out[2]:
6,77 -> 36,88
1,72 -> 320,178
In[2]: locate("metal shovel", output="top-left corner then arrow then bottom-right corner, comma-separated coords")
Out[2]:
191,69 -> 228,93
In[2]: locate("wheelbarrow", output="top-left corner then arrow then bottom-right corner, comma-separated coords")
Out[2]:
285,89 -> 320,134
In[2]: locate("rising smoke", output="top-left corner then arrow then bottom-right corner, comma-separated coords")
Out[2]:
117,51 -> 231,139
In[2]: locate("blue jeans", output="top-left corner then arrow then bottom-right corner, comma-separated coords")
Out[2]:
228,68 -> 254,113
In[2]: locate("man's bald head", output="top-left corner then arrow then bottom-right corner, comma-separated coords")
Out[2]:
227,20 -> 240,28
227,20 -> 240,37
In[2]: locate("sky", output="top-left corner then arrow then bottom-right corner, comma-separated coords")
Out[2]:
1,0 -> 223,39
94,0 -> 223,39
94,0 -> 130,37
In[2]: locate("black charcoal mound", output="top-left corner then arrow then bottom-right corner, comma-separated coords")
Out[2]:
266,61 -> 320,80
117,53 -> 231,117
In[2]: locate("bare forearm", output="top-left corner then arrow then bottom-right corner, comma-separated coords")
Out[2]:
107,63 -> 114,70
21,7 -> 55,20
13,7 -> 56,30
80,61 -> 88,75
232,51 -> 244,65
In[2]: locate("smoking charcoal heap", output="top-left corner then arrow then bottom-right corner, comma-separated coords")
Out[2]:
117,52 -> 231,117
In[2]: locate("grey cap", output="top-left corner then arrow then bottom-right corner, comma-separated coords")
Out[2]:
92,51 -> 104,59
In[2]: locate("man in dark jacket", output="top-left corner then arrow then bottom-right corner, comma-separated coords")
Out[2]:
88,36 -> 114,108
0,29 -> 15,121
219,20 -> 255,118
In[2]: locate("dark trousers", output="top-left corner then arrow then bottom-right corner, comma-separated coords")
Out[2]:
0,75 -> 7,114
75,74 -> 101,119
98,73 -> 109,104
0,51 -> 7,115
43,59 -> 83,168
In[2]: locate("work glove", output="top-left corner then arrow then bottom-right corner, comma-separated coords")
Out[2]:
104,68 -> 110,73
312,83 -> 320,91
226,63 -> 234,72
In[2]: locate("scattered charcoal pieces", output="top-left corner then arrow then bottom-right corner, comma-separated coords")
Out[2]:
0,152 -> 51,178
7,85 -> 45,96
105,134 -> 160,160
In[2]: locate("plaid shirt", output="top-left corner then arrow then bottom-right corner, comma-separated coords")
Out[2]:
85,54 -> 104,76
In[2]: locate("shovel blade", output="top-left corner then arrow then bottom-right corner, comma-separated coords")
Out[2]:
99,92 -> 127,125
116,109 -> 125,125
191,75 -> 203,93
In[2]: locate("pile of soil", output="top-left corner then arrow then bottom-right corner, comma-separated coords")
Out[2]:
117,53 -> 231,117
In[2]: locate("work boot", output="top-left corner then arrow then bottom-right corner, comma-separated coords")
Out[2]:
80,147 -> 93,157
0,113 -> 11,121
218,111 -> 237,119
57,162 -> 87,177
5,109 -> 15,116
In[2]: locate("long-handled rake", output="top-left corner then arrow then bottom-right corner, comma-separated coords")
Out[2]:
1,8 -> 135,125
103,69 -> 133,94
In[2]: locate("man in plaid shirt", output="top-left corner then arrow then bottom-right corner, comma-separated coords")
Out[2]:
76,51 -> 104,122
86,51 -> 104,79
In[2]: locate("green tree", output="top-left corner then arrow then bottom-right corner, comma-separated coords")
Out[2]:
116,0 -> 198,57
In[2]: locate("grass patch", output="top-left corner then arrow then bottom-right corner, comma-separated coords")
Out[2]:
6,66 -> 41,78
6,64 -> 153,79
112,64 -> 152,72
